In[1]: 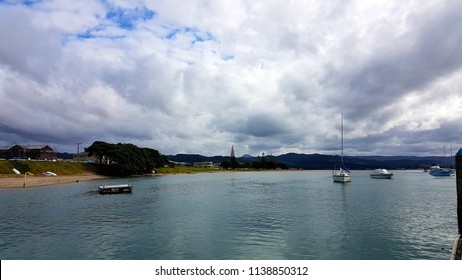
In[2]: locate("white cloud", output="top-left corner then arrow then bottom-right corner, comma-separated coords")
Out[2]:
1,0 -> 462,156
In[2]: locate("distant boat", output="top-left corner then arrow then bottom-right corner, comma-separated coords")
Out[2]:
428,165 -> 451,177
332,114 -> 351,183
42,171 -> 57,176
429,146 -> 452,177
98,184 -> 132,194
370,169 -> 393,179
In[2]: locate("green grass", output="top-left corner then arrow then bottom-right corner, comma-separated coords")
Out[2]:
0,161 -> 272,177
0,162 -> 223,176
0,160 -> 97,176
155,166 -> 225,174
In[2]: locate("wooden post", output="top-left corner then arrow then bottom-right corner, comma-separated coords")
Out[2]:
456,148 -> 462,234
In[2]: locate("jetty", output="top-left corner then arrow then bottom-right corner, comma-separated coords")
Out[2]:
453,149 -> 462,260
451,236 -> 462,260
98,184 -> 132,195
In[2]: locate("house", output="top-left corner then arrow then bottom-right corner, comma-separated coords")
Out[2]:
193,162 -> 218,168
0,145 -> 55,160
26,145 -> 55,160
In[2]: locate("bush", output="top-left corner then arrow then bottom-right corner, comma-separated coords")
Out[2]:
11,161 -> 32,174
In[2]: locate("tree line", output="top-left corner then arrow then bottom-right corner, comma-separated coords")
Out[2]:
221,153 -> 288,170
85,141 -> 169,176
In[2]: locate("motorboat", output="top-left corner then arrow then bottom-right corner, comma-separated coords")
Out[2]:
428,165 -> 451,177
370,169 -> 393,179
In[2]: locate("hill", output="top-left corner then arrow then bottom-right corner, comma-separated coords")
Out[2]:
167,153 -> 452,170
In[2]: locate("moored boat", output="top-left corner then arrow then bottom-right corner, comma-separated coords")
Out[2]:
333,166 -> 351,182
370,169 -> 393,179
428,165 -> 451,177
332,114 -> 351,183
98,184 -> 133,194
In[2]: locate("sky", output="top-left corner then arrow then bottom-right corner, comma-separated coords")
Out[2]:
1,0 -> 462,157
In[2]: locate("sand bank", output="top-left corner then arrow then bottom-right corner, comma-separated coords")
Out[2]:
0,173 -> 108,189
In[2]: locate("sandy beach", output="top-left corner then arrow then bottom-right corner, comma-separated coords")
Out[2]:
0,173 -> 108,189
0,169 -> 301,189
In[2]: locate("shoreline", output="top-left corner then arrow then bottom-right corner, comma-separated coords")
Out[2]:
0,173 -> 109,189
0,169 -> 307,189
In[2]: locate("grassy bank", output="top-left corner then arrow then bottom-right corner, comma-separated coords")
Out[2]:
0,160 -> 97,176
0,161 -> 224,177
0,161 -> 285,177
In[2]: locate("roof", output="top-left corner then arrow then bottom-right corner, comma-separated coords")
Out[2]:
1,144 -> 53,150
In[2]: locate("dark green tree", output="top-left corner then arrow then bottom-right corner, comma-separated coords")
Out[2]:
250,153 -> 287,170
229,145 -> 239,169
85,141 -> 168,176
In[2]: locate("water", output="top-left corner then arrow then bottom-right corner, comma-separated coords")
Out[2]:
0,170 -> 458,260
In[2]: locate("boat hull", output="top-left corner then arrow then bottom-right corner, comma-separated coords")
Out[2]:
370,174 -> 393,179
333,174 -> 351,183
98,184 -> 132,194
429,170 -> 451,177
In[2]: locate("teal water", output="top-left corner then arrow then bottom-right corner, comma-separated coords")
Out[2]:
0,170 -> 458,259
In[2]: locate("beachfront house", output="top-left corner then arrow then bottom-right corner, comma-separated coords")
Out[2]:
0,144 -> 55,160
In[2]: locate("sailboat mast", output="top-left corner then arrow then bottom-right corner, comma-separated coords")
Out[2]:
444,145 -> 447,168
341,114 -> 344,165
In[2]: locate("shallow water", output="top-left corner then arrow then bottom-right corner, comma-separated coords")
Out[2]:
0,170 -> 458,259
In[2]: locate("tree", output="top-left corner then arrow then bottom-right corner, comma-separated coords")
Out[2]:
85,141 -> 168,176
229,145 -> 239,169
250,153 -> 288,170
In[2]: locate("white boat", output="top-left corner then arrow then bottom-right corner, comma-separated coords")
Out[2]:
332,114 -> 351,183
429,146 -> 452,177
333,168 -> 351,182
428,165 -> 451,177
42,171 -> 57,176
370,169 -> 393,179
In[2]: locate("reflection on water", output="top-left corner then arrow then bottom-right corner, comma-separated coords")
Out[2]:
0,170 -> 458,259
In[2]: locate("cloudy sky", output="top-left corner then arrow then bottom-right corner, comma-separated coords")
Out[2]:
1,0 -> 462,157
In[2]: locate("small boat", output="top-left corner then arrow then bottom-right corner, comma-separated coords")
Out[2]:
370,169 -> 393,179
42,171 -> 57,176
428,165 -> 451,177
98,184 -> 132,194
332,114 -> 351,183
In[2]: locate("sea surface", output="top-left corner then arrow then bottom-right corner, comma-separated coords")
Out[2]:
0,170 -> 458,260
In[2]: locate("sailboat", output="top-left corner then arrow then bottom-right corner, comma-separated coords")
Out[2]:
332,114 -> 351,183
429,145 -> 452,177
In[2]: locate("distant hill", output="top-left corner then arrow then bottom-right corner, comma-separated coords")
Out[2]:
167,153 -> 452,170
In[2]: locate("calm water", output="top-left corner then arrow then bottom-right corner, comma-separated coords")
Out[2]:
0,170 -> 458,260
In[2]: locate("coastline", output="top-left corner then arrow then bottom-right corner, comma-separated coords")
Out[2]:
0,169 -> 304,189
0,173 -> 109,189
